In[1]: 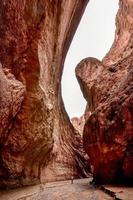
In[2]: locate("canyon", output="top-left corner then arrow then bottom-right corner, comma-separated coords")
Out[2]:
0,0 -> 132,198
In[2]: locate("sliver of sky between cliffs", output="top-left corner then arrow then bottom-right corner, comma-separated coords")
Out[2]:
62,0 -> 119,118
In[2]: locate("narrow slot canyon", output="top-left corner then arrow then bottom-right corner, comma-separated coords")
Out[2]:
62,0 -> 119,119
0,0 -> 132,199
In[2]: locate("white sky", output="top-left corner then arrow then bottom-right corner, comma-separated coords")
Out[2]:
62,0 -> 119,118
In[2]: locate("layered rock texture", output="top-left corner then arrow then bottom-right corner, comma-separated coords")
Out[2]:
71,116 -> 85,136
0,0 -> 90,188
0,0 -> 132,189
76,0 -> 133,184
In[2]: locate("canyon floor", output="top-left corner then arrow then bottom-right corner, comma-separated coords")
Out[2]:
0,178 -> 132,200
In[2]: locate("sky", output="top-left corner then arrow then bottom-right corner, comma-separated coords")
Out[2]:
62,0 -> 119,118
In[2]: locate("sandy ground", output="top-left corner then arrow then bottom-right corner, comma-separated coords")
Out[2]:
0,178 -> 132,200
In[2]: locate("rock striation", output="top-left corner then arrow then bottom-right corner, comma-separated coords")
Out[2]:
76,0 -> 133,184
0,0 -> 90,188
71,116 -> 85,136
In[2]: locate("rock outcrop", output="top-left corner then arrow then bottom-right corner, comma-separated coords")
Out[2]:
0,0 -> 90,188
76,0 -> 133,184
71,116 -> 85,136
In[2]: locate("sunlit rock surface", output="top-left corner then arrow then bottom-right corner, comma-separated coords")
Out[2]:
0,0 -> 90,188
76,0 -> 133,184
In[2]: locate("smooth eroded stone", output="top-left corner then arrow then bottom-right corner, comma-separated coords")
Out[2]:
0,0 -> 90,188
76,0 -> 133,184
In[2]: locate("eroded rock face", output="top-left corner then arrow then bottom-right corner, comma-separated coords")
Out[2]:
71,116 -> 85,136
76,0 -> 133,184
0,0 -> 90,188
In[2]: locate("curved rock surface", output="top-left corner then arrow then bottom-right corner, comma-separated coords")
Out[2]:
76,0 -> 133,184
0,0 -> 90,188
